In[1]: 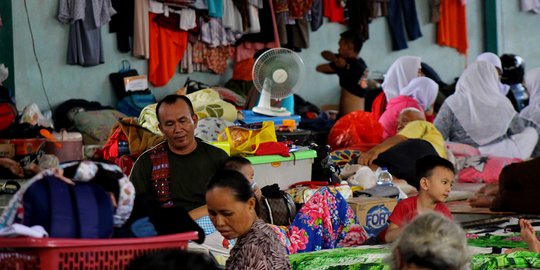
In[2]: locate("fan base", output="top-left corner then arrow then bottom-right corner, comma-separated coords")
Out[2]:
252,106 -> 292,117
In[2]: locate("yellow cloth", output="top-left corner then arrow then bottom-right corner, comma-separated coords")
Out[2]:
398,120 -> 447,158
187,89 -> 238,122
113,118 -> 165,156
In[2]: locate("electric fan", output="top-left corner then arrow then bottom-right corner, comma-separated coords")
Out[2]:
252,48 -> 306,117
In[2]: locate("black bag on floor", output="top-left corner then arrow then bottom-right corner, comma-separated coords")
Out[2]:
258,184 -> 297,226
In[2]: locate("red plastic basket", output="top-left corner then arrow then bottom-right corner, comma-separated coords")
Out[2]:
0,231 -> 199,270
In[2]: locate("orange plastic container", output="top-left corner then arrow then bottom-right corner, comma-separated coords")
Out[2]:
0,231 -> 199,270
0,138 -> 47,157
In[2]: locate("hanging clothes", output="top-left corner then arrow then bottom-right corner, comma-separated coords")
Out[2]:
109,0 -> 134,53
288,0 -> 313,19
285,16 -> 310,49
310,0 -> 323,31
238,0 -> 274,42
58,0 -> 116,67
233,0 -> 251,30
148,12 -> 188,87
208,0 -> 224,17
323,0 -> 345,23
385,0 -> 422,51
133,0 -> 150,59
224,0 -> 245,33
346,0 -> 372,41
437,0 -> 468,55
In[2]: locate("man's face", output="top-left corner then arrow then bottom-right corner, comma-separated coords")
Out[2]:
158,100 -> 198,154
338,38 -> 348,56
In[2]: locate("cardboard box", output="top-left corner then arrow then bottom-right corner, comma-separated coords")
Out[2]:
348,196 -> 398,238
0,143 -> 15,158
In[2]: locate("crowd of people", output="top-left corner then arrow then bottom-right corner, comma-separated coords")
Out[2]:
3,29 -> 540,270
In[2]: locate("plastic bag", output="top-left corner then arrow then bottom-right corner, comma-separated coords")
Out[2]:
218,121 -> 277,156
328,111 -> 383,150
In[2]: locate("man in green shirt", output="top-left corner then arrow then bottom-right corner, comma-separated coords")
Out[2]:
130,95 -> 228,220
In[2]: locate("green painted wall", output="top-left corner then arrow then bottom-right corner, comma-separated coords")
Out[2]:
0,0 -> 14,95
484,0 -> 498,53
8,1 -> 540,111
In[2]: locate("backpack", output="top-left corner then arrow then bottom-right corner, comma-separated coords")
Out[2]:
258,184 -> 297,226
22,175 -> 114,238
116,91 -> 156,117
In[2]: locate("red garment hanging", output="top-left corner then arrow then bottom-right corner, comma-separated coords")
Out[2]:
323,0 -> 345,23
437,0 -> 468,55
148,13 -> 188,87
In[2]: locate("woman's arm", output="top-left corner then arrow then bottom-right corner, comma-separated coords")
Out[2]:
358,135 -> 408,166
434,102 -> 453,140
508,115 -> 528,134
0,157 -> 24,177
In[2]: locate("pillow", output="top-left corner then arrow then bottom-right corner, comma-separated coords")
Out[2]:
455,155 -> 522,183
73,109 -> 126,145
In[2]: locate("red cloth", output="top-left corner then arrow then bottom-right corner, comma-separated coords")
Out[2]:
378,96 -> 423,139
371,92 -> 387,121
426,114 -> 435,123
255,142 -> 290,157
148,13 -> 188,87
388,196 -> 453,227
437,0 -> 468,55
232,58 -> 254,81
323,0 -> 345,23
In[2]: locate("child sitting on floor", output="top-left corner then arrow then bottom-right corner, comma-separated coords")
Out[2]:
223,156 -> 262,200
383,155 -> 455,243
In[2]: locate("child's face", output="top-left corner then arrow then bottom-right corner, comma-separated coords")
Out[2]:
422,166 -> 454,203
239,164 -> 255,183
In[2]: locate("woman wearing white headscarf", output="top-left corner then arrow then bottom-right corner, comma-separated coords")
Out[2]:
475,52 -> 511,96
381,56 -> 422,100
435,61 -> 538,159
379,77 -> 438,139
519,68 -> 540,157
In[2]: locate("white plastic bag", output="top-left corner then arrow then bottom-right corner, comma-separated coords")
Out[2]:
347,165 -> 377,189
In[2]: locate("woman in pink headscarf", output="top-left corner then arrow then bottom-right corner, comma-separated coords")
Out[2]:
379,77 -> 439,139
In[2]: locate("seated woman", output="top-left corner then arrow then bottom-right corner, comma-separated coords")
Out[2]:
206,169 -> 291,270
224,156 -> 369,254
388,212 -> 469,270
519,67 -> 540,157
475,52 -> 510,94
372,56 -> 422,121
379,76 -> 438,139
434,61 -> 538,159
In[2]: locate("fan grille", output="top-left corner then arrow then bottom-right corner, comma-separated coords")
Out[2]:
252,48 -> 305,99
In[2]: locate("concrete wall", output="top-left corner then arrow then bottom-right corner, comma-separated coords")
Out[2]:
8,1 -> 540,111
498,1 -> 540,65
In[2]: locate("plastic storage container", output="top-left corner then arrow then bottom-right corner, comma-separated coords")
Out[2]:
0,138 -> 46,157
246,149 -> 317,190
0,231 -> 198,270
241,110 -> 301,126
43,131 -> 83,162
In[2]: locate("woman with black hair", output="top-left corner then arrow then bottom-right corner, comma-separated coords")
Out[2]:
206,169 -> 291,270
